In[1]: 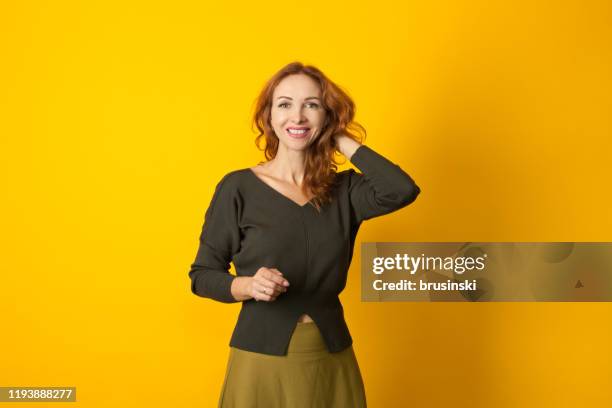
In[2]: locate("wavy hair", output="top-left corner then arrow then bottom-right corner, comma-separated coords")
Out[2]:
251,61 -> 366,212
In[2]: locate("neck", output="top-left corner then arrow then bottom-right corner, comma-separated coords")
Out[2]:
268,145 -> 307,186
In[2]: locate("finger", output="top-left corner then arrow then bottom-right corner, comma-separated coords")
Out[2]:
253,282 -> 278,300
265,271 -> 290,287
258,278 -> 288,294
256,267 -> 279,278
256,272 -> 289,290
268,268 -> 284,277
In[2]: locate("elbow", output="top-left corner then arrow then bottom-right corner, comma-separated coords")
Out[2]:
189,269 -> 208,298
189,271 -> 205,297
406,182 -> 421,205
188,267 -> 239,304
396,180 -> 421,207
374,181 -> 421,213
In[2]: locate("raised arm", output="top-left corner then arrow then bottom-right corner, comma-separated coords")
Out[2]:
188,173 -> 242,303
336,135 -> 421,224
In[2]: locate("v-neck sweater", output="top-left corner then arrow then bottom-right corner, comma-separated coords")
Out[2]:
188,144 -> 420,356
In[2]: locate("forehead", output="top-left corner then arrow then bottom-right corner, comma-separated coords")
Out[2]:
273,74 -> 321,98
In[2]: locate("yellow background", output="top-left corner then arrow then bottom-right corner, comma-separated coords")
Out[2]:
1,1 -> 611,406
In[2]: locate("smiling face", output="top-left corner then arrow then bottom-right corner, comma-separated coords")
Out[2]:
270,74 -> 327,151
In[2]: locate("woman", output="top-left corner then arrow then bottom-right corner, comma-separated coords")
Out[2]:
188,61 -> 421,407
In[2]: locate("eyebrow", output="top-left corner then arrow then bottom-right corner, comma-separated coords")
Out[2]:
276,96 -> 320,101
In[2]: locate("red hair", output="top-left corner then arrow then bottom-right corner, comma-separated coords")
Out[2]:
251,61 -> 366,212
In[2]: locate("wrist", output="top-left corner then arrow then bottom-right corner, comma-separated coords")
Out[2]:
231,276 -> 253,301
336,135 -> 361,160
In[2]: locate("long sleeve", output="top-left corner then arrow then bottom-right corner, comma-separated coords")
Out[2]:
188,173 -> 242,303
348,144 -> 420,224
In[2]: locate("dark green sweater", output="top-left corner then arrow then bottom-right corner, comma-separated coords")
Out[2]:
188,145 -> 420,356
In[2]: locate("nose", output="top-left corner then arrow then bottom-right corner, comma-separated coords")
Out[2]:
290,106 -> 306,123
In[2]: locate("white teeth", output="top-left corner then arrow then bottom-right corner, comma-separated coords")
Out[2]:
288,129 -> 308,134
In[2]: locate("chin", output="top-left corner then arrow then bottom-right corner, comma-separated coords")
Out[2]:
280,140 -> 311,151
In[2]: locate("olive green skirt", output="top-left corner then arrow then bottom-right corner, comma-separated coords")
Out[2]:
218,322 -> 367,407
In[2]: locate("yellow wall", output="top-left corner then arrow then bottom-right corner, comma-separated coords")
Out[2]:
1,1 -> 610,406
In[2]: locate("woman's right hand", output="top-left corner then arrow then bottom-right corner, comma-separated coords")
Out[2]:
242,267 -> 290,302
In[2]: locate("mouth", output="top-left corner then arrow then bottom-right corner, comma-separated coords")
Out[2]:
285,127 -> 311,139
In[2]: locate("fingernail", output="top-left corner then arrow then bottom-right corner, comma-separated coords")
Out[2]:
284,281 -> 290,286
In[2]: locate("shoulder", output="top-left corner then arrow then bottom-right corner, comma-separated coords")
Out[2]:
209,169 -> 251,202
336,168 -> 362,188
215,168 -> 252,188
